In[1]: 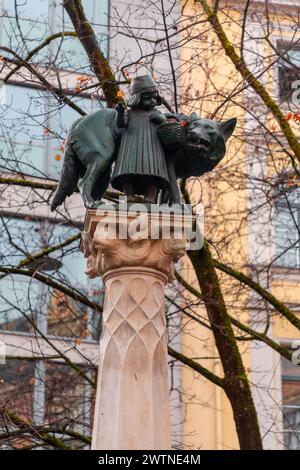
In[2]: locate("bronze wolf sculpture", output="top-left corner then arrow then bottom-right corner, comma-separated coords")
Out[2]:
50,109 -> 236,210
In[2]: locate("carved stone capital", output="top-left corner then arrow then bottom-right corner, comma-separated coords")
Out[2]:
81,208 -> 192,282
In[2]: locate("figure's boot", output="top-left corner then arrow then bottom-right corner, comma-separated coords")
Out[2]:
144,183 -> 157,204
123,180 -> 135,203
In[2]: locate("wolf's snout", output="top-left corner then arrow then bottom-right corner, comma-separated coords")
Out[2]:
188,130 -> 200,142
199,137 -> 210,146
188,131 -> 210,147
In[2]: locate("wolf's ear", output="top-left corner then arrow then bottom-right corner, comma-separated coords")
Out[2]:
190,112 -> 199,121
219,118 -> 237,141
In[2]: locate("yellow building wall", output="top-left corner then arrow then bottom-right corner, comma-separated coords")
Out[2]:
180,0 -> 300,450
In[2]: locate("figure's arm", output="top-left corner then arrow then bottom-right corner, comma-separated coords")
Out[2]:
151,111 -> 181,125
150,110 -> 168,125
164,113 -> 181,121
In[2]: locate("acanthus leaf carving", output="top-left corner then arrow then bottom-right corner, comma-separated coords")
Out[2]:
82,209 -> 189,282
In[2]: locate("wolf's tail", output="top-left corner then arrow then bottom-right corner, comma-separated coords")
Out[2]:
50,137 -> 80,212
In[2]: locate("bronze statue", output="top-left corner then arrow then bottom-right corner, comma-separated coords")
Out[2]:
51,75 -> 236,211
111,75 -> 169,203
157,113 -> 237,203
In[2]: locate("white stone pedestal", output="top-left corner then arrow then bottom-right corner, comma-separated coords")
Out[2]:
81,208 -> 189,450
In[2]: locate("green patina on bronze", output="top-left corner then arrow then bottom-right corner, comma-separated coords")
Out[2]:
111,76 -> 169,203
51,75 -> 237,210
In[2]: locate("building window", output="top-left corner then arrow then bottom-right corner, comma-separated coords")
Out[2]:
0,0 -> 109,179
0,0 -> 108,447
0,358 -> 95,448
0,0 -> 109,71
0,215 -> 101,446
278,42 -> 300,106
54,0 -> 109,70
274,186 -> 300,268
0,84 -> 102,179
281,354 -> 300,450
0,216 -> 102,340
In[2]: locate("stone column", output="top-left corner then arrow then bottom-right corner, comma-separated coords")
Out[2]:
81,208 -> 189,450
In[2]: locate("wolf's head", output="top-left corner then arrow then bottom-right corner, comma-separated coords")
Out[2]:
176,114 -> 237,178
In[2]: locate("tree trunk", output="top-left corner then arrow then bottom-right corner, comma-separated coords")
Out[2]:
63,0 -> 121,107
188,242 -> 263,450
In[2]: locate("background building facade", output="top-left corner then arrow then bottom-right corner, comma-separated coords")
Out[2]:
0,0 -> 300,450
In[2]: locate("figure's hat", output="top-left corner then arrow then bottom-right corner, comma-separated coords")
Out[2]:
130,75 -> 157,95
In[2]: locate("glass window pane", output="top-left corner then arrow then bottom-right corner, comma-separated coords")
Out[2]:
2,1 -> 50,59
280,48 -> 300,69
46,97 -> 97,179
0,217 -> 41,265
0,276 -> 40,333
1,1 -> 109,67
54,0 -> 92,72
0,217 -> 47,333
51,37 -> 90,72
48,97 -> 96,137
3,0 -> 49,20
282,355 -> 300,450
0,85 -> 46,140
53,0 -> 109,71
45,222 -> 102,340
0,141 -> 45,176
0,217 -> 102,339
278,44 -> 300,103
0,359 -> 35,437
1,17 -> 49,54
0,85 -> 46,176
275,205 -> 300,267
55,0 -> 94,27
274,189 -> 300,268
0,359 -> 95,448
45,362 -> 94,434
0,85 -> 99,178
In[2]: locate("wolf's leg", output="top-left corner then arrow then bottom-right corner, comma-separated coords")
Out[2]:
51,142 -> 79,211
92,166 -> 111,203
160,188 -> 170,204
78,171 -> 94,207
123,178 -> 135,202
79,156 -> 111,207
167,159 -> 181,204
144,182 -> 157,204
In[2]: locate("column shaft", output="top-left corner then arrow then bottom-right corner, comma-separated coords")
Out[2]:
91,267 -> 171,450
